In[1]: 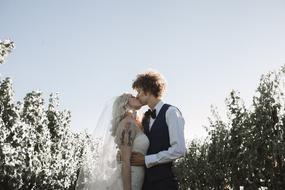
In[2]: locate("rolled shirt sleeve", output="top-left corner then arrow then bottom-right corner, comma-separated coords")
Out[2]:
145,106 -> 187,168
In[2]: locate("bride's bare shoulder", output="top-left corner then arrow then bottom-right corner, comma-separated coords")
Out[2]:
118,115 -> 132,125
117,116 -> 135,131
114,116 -> 137,145
120,115 -> 142,130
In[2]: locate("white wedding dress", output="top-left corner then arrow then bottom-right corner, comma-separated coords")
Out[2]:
76,130 -> 149,190
109,131 -> 149,190
130,131 -> 149,190
76,98 -> 149,190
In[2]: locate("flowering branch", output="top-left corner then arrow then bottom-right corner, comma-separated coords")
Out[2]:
0,39 -> 15,64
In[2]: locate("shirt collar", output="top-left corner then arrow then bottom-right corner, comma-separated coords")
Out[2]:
153,100 -> 164,116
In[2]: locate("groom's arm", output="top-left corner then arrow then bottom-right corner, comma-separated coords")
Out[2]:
144,106 -> 187,168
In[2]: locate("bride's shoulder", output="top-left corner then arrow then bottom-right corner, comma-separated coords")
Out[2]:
115,116 -> 132,133
119,115 -> 132,124
114,116 -> 137,146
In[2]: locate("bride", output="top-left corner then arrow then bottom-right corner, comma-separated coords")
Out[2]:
76,93 -> 149,190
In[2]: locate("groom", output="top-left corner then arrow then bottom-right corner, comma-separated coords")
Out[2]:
130,71 -> 187,190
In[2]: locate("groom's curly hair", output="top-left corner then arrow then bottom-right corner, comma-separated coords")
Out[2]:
132,71 -> 166,98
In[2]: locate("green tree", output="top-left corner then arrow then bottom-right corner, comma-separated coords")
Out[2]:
46,93 -> 79,189
175,140 -> 210,190
245,68 -> 285,189
175,65 -> 285,189
21,91 -> 52,189
226,91 -> 250,189
0,78 -> 26,189
0,44 -> 89,189
206,107 -> 230,189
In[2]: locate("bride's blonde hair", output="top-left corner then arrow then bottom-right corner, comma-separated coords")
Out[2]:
110,93 -> 131,137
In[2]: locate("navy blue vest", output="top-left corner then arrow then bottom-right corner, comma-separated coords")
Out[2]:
144,104 -> 174,182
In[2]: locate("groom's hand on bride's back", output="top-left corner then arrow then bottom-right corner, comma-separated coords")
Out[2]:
130,152 -> 145,166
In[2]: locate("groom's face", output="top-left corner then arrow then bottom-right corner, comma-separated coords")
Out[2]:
136,89 -> 149,106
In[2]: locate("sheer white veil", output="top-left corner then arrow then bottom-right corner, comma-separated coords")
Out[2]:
75,97 -> 122,190
75,93 -> 140,190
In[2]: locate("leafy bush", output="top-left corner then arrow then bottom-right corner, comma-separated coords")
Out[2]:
175,66 -> 285,190
0,78 -> 93,190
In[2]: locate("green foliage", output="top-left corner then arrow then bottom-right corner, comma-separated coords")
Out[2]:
0,78 -> 91,190
175,66 -> 285,190
175,140 -> 210,190
0,39 -> 15,64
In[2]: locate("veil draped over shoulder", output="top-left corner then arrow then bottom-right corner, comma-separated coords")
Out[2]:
75,97 -> 123,190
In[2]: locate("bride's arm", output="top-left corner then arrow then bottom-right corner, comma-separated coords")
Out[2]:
116,119 -> 136,190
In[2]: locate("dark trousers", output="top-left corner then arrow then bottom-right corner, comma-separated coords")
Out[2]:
142,177 -> 178,190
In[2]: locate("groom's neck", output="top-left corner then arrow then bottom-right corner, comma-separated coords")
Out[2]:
148,98 -> 161,110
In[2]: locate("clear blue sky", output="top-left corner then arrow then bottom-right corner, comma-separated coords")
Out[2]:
1,0 -> 285,140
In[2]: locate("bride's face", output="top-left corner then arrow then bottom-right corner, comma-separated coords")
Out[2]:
135,88 -> 148,106
128,96 -> 142,110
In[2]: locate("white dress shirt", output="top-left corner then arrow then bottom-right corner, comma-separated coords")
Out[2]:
145,101 -> 187,168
